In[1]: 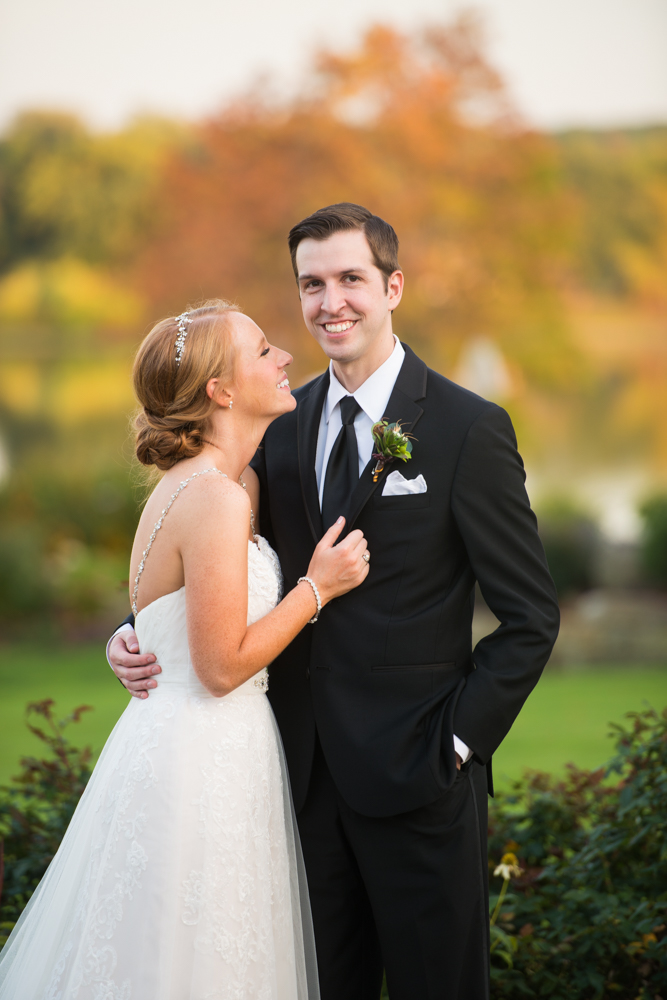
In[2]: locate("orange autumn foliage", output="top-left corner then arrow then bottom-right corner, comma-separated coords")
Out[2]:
139,18 -> 579,394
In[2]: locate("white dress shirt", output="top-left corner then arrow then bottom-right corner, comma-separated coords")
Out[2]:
316,336 -> 405,506
110,334 -> 472,764
315,336 -> 471,765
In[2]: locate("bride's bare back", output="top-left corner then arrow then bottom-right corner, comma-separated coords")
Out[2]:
129,460 -> 257,617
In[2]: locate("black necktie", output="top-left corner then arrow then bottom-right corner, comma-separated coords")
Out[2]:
322,395 -> 362,531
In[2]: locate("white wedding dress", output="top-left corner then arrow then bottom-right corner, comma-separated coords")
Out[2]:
0,471 -> 319,1000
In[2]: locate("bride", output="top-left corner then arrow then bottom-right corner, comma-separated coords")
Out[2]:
0,300 -> 369,999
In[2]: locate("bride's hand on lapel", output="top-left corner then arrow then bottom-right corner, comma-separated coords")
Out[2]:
306,517 -> 370,606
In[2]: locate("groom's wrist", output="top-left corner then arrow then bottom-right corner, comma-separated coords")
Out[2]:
453,734 -> 472,764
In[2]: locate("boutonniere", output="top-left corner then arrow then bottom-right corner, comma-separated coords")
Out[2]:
371,420 -> 416,482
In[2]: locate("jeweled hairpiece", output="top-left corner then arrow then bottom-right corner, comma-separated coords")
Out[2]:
174,312 -> 193,366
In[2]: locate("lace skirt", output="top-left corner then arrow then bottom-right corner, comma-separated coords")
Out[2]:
0,688 -> 319,1000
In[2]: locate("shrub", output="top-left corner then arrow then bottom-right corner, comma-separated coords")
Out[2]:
0,526 -> 52,616
639,494 -> 667,588
536,497 -> 600,597
0,470 -> 137,627
3,701 -> 666,997
0,700 -> 93,945
488,707 -> 667,998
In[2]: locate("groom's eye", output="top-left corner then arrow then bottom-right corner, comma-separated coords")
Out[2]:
260,347 -> 270,357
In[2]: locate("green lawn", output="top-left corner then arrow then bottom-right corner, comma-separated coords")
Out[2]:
492,665 -> 667,786
0,642 -> 665,787
0,641 -> 130,784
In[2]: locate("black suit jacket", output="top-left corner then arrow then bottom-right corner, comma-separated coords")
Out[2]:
251,343 -> 559,818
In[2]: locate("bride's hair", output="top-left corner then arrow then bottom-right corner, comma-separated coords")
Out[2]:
133,299 -> 241,470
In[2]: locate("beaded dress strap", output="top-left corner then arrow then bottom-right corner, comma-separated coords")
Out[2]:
132,468 -> 228,617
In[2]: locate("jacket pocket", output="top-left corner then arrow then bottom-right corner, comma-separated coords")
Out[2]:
371,661 -> 457,672
372,493 -> 431,511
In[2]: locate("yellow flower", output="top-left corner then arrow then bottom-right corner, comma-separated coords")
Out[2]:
493,852 -> 524,881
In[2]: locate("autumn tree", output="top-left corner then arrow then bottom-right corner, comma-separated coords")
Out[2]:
139,17 -> 579,403
0,111 -> 183,271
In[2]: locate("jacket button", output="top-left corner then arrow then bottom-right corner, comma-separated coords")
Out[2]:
306,667 -> 310,680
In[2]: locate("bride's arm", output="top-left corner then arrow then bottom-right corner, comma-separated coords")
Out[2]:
181,477 -> 367,697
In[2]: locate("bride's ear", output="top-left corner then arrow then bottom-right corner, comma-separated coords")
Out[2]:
206,378 -> 232,408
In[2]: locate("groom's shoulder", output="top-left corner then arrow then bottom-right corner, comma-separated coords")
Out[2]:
424,364 -> 506,431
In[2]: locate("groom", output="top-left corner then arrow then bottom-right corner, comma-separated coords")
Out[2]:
109,203 -> 559,999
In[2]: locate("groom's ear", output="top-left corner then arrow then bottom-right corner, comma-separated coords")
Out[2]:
387,269 -> 404,312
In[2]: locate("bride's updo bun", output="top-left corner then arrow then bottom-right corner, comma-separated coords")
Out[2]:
133,299 -> 240,471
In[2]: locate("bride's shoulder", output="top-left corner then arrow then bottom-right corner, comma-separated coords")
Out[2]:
157,464 -> 250,522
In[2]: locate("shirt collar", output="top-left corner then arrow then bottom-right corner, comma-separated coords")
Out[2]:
325,336 -> 405,424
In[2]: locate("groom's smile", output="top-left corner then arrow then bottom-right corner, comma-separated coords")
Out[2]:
323,320 -> 357,335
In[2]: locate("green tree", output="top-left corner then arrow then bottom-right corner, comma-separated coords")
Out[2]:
639,494 -> 667,588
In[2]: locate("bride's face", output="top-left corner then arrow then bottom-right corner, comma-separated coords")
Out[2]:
227,313 -> 296,420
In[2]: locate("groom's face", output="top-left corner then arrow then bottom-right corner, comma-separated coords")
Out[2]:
295,229 -> 403,365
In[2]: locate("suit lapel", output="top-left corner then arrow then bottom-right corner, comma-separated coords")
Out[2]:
347,344 -> 427,530
297,370 -> 329,544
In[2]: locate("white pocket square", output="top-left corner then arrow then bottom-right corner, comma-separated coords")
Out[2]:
381,471 -> 427,496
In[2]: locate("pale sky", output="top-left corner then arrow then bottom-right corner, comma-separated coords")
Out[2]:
1,0 -> 666,132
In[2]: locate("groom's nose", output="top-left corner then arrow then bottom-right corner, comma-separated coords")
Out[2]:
320,280 -> 346,316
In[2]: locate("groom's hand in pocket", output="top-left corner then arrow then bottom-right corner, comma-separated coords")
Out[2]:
108,630 -> 162,699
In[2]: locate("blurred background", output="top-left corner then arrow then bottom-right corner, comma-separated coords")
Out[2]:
0,0 -> 665,784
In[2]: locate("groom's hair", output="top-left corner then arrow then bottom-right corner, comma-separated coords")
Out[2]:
288,203 -> 400,290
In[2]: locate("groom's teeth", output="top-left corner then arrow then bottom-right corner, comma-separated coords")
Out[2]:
277,378 -> 290,389
324,321 -> 355,333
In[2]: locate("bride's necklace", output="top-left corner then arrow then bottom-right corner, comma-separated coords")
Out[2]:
202,438 -> 257,541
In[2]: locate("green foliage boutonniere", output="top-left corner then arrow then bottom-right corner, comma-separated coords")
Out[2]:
371,420 -> 416,482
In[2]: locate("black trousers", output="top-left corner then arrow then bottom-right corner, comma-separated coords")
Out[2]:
296,738 -> 490,1000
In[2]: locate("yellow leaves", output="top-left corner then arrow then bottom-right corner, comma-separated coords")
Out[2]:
50,362 -> 136,425
0,259 -> 144,330
626,932 -> 658,956
0,364 -> 41,414
0,359 -> 135,423
566,295 -> 667,470
0,266 -> 40,322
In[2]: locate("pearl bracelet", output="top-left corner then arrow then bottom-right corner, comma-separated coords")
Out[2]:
297,576 -> 321,624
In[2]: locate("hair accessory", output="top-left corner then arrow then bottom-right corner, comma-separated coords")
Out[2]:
174,312 -> 193,366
